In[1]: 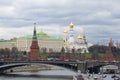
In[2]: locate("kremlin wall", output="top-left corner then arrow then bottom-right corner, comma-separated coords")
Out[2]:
0,23 -> 89,53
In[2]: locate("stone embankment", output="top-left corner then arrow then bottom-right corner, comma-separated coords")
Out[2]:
6,64 -> 63,72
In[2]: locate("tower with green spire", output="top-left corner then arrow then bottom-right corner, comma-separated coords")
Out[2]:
30,23 -> 40,60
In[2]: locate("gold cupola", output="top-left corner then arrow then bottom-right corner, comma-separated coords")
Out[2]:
77,35 -> 82,40
69,22 -> 74,28
63,29 -> 68,34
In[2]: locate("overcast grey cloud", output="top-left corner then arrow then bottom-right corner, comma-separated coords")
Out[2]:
0,0 -> 120,44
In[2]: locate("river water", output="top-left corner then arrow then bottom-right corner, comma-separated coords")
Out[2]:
0,64 -> 76,80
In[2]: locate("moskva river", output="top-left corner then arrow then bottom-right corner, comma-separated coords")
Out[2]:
0,64 -> 76,80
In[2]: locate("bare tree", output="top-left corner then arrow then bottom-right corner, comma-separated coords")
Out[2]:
72,47 -> 75,53
4,48 -> 10,58
61,47 -> 65,53
11,47 -> 18,60
0,48 -> 5,59
43,47 -> 47,53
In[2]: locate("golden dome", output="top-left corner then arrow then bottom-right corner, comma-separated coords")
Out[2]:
64,29 -> 67,33
77,35 -> 82,40
69,22 -> 74,28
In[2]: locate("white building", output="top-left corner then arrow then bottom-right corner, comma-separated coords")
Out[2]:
63,23 -> 89,53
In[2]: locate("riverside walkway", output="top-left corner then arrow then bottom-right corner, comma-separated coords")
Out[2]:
82,74 -> 120,80
81,74 -> 94,80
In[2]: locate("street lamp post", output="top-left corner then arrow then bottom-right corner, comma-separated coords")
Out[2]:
92,63 -> 94,78
101,66 -> 104,80
114,60 -> 117,80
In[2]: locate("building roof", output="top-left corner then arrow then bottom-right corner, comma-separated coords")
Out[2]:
50,37 -> 63,40
37,30 -> 48,37
19,30 -> 63,41
0,41 -> 16,44
19,30 -> 48,39
20,35 -> 32,39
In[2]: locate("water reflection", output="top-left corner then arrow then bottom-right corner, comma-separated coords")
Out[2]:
0,64 -> 75,80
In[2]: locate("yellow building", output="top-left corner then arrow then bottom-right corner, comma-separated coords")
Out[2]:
16,30 -> 64,53
0,40 -> 16,50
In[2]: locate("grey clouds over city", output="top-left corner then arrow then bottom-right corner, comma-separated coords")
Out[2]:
0,0 -> 120,44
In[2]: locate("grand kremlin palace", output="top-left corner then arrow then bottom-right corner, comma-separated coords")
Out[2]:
0,29 -> 64,53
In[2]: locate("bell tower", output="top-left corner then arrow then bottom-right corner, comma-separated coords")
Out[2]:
30,23 -> 40,60
68,22 -> 75,44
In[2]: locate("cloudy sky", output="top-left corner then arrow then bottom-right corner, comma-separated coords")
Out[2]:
0,0 -> 120,44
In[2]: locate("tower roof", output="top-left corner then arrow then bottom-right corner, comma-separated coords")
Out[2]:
37,29 -> 48,37
77,35 -> 82,40
63,29 -> 68,33
110,38 -> 113,43
69,22 -> 74,28
32,23 -> 37,41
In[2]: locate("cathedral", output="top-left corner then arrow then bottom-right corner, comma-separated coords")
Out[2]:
63,23 -> 89,53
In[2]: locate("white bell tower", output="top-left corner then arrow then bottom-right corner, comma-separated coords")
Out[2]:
68,22 -> 75,44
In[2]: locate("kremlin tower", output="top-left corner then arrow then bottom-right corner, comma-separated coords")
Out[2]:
109,38 -> 114,47
30,23 -> 40,61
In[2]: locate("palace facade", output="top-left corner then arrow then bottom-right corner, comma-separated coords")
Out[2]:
17,28 -> 64,53
0,27 -> 64,53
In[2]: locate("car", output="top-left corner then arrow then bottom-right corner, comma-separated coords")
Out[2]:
111,75 -> 120,80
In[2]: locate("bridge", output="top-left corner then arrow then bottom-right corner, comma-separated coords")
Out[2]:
0,60 -> 120,74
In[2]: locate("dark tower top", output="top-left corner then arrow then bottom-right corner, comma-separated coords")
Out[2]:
83,31 -> 87,44
33,23 -> 37,41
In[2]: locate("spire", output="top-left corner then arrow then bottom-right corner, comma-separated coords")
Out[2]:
83,31 -> 87,44
110,38 -> 113,43
109,38 -> 114,47
82,31 -> 89,53
34,23 -> 36,35
33,23 -> 37,41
